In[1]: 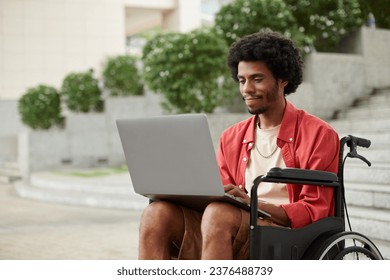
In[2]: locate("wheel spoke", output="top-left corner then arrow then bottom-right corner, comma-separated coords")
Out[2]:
315,232 -> 383,260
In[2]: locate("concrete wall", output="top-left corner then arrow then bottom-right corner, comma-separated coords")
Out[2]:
288,27 -> 390,120
289,53 -> 366,119
18,128 -> 69,179
18,93 -> 164,177
360,28 -> 390,89
0,100 -> 25,164
0,100 -> 24,137
341,27 -> 390,89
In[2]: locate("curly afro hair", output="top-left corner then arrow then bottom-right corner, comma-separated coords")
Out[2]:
227,31 -> 303,95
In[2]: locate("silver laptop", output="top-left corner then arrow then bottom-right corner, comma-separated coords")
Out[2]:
116,114 -> 270,218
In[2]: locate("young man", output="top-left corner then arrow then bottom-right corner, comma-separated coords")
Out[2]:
138,31 -> 339,260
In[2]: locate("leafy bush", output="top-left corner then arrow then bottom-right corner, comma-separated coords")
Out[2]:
61,70 -> 103,113
142,28 -> 235,113
215,0 -> 364,52
215,0 -> 310,49
18,84 -> 63,130
102,55 -> 144,96
285,0 -> 364,52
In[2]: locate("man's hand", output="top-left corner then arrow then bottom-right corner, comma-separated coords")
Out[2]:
224,184 -> 291,227
224,184 -> 250,205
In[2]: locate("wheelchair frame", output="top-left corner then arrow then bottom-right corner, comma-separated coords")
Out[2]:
249,135 -> 384,260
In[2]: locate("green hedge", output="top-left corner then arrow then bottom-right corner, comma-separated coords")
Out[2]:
215,0 -> 364,52
18,84 -> 63,130
102,55 -> 144,96
142,28 -> 235,113
61,70 -> 103,113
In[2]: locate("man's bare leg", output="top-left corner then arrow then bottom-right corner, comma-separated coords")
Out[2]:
138,201 -> 185,259
201,202 -> 243,260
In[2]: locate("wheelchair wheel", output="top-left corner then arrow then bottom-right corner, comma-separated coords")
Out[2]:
313,231 -> 383,260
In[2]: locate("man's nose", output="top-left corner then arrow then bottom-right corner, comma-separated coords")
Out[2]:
242,80 -> 254,93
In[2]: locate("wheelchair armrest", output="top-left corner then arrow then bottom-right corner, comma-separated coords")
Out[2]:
266,167 -> 338,183
250,168 -> 340,226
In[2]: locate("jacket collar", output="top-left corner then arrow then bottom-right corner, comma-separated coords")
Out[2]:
243,100 -> 298,147
278,100 -> 298,144
241,115 -> 257,151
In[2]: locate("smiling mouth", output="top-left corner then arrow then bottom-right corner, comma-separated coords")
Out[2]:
243,95 -> 262,101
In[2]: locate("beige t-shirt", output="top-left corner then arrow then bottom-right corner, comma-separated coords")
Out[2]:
245,124 -> 289,205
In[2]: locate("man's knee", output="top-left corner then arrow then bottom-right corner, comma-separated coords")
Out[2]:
141,201 -> 180,223
202,202 -> 242,234
140,201 -> 184,234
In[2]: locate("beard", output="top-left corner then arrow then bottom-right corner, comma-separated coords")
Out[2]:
247,104 -> 267,115
244,81 -> 280,115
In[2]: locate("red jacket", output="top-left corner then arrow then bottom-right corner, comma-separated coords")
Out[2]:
217,101 -> 340,228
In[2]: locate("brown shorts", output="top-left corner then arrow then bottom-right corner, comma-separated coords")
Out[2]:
174,206 -> 251,260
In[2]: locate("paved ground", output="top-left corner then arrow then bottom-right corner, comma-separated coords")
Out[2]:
0,181 -> 142,260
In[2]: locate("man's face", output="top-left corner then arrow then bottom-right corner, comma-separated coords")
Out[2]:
237,61 -> 286,115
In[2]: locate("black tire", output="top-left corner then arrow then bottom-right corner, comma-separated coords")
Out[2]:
333,245 -> 377,260
312,231 -> 383,260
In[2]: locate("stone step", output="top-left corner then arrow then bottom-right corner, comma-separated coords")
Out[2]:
354,148 -> 390,164
14,172 -> 149,211
331,118 -> 390,133
15,181 -> 149,211
338,106 -> 390,119
346,207 -> 390,259
344,162 -> 390,184
347,205 -> 390,246
345,182 -> 390,209
355,89 -> 390,107
0,176 -> 11,184
0,167 -> 21,177
328,89 -> 390,259
29,172 -> 131,195
375,88 -> 390,95
0,166 -> 21,183
347,206 -> 390,259
2,161 -> 19,169
336,89 -> 390,119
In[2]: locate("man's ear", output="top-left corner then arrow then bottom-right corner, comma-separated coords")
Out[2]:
280,80 -> 288,87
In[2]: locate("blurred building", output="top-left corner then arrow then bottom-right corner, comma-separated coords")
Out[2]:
0,0 -> 203,100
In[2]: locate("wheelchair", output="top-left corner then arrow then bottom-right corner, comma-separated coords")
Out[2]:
249,135 -> 384,260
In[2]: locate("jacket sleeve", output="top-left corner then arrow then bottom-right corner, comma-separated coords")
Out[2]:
281,127 -> 340,228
